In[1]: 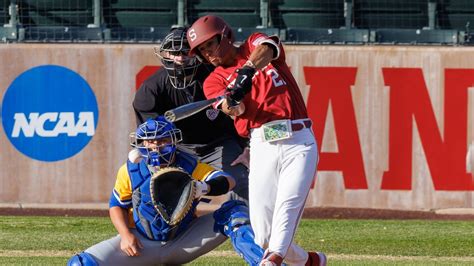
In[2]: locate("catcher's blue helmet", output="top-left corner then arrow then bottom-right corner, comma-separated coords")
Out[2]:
130,116 -> 182,167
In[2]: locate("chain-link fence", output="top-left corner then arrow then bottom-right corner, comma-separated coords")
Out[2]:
1,0 -> 474,44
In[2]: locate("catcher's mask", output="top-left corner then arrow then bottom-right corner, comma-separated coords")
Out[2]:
155,27 -> 200,90
130,116 -> 183,167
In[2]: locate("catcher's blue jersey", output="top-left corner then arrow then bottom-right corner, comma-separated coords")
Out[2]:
109,151 -> 227,241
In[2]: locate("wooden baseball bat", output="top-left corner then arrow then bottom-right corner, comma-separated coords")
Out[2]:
164,94 -> 226,122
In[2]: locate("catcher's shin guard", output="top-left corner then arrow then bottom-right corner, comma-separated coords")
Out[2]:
230,224 -> 265,266
214,200 -> 264,265
67,252 -> 98,266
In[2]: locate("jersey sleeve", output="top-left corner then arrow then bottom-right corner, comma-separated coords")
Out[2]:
191,162 -> 233,182
109,164 -> 133,209
246,32 -> 282,61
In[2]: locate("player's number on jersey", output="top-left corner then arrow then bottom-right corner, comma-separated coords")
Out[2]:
266,69 -> 286,87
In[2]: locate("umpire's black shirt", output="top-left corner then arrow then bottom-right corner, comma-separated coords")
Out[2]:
133,64 -> 240,145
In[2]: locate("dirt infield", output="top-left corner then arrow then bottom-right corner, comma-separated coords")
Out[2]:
1,207 -> 473,221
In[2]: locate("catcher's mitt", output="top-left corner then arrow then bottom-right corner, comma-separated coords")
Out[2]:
150,167 -> 196,226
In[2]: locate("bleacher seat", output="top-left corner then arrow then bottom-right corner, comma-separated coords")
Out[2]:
270,0 -> 345,29
102,0 -> 176,42
17,0 -> 101,41
270,0 -> 357,43
437,0 -> 474,31
187,0 -> 273,42
1,0 -> 9,26
354,0 -> 428,29
18,0 -> 93,26
188,0 -> 262,28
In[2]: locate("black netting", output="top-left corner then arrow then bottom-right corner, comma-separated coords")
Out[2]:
0,0 -> 472,45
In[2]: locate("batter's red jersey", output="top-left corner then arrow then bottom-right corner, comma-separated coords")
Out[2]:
203,33 -> 308,137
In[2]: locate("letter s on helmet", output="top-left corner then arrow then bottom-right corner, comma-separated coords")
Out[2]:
187,15 -> 234,59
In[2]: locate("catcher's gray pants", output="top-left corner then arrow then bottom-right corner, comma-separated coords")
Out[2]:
85,212 -> 226,265
178,137 -> 249,204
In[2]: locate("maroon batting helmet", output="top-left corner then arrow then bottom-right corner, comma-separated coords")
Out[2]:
187,15 -> 235,59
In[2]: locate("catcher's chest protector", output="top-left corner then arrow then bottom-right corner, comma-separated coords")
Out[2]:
127,161 -> 197,241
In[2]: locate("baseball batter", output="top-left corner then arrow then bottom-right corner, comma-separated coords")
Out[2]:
67,117 -> 265,265
188,15 -> 327,266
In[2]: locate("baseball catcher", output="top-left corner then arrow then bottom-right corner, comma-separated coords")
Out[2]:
68,116 -> 265,265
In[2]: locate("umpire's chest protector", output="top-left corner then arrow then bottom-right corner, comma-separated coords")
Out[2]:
127,161 -> 197,241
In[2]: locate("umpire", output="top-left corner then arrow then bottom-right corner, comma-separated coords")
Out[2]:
133,27 -> 249,202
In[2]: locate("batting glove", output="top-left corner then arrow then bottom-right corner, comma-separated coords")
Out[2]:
228,66 -> 256,102
225,94 -> 241,108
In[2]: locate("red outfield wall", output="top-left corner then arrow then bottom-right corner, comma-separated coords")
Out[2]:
0,44 -> 473,210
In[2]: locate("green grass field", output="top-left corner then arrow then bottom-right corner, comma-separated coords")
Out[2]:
1,216 -> 473,265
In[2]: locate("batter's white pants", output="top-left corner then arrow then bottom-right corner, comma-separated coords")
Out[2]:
249,121 -> 318,266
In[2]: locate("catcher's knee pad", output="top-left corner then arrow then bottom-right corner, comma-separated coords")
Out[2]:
213,200 -> 249,236
67,252 -> 98,266
230,224 -> 265,266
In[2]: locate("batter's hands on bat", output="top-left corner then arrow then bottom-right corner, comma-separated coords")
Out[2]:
120,231 -> 144,257
228,66 -> 256,102
231,147 -> 250,169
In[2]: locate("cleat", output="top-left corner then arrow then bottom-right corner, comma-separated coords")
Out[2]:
306,251 -> 327,266
260,251 -> 284,266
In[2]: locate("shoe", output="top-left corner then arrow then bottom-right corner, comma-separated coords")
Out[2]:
259,251 -> 284,266
306,251 -> 327,266
259,260 -> 279,266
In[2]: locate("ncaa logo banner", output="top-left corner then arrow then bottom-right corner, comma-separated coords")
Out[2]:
2,65 -> 99,162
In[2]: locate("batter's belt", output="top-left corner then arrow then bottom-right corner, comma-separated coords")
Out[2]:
250,118 -> 313,139
290,120 -> 312,131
